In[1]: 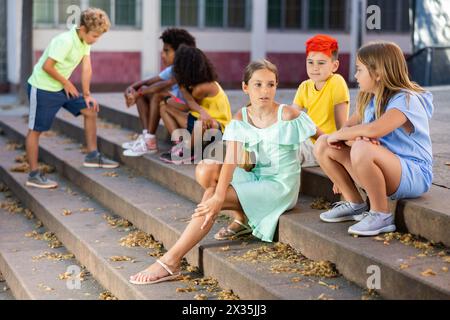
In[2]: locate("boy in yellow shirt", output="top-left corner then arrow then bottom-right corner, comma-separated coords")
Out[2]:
293,35 -> 350,167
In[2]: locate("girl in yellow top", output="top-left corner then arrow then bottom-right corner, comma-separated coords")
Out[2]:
159,45 -> 232,164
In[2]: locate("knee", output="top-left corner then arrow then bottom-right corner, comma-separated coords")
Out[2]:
350,140 -> 374,166
195,160 -> 219,188
313,135 -> 329,160
83,108 -> 97,119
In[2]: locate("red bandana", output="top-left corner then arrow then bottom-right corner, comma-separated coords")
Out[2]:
306,34 -> 339,58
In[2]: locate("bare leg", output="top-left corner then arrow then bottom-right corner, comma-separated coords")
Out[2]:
131,160 -> 244,283
80,108 -> 98,153
350,140 -> 402,213
160,101 -> 188,136
135,92 -> 151,131
314,135 -> 364,204
26,130 -> 42,172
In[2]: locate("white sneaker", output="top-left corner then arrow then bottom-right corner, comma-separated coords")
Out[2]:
122,134 -> 144,150
123,139 -> 151,157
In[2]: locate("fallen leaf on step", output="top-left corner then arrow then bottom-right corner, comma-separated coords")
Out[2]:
62,209 -> 72,216
109,256 -> 133,262
445,162 -> 450,166
443,256 -> 450,263
291,277 -> 302,283
102,171 -> 119,178
99,291 -> 118,300
38,283 -> 54,292
400,264 -> 409,269
442,267 -> 448,272
421,269 -> 436,277
80,208 -> 95,213
176,287 -> 197,293
6,142 -> 23,151
374,236 -> 384,242
194,294 -> 208,300
221,246 -> 230,252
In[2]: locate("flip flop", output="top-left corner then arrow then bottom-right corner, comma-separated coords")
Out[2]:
214,220 -> 253,241
129,260 -> 181,285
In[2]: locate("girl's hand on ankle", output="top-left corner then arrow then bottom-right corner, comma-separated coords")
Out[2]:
192,194 -> 224,230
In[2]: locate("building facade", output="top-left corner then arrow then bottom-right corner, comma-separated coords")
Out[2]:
3,0 -> 412,92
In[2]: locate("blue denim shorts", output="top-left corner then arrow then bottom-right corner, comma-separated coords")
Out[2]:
389,156 -> 433,200
27,83 -> 87,132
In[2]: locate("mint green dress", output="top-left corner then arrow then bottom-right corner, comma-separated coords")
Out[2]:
223,105 -> 317,242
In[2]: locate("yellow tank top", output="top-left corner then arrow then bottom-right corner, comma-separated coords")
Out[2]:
190,82 -> 232,130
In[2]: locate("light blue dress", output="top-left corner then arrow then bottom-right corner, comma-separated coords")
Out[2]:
363,90 -> 434,199
223,105 -> 317,242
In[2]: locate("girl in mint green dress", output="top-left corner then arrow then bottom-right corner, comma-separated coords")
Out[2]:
129,60 -> 318,285
222,103 -> 317,241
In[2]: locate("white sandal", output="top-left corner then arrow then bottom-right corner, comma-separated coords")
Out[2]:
214,220 -> 253,241
129,260 -> 181,285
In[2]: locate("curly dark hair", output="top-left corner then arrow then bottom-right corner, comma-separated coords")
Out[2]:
159,28 -> 196,51
173,46 -> 218,90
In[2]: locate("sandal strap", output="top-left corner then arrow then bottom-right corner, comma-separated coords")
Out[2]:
233,220 -> 251,231
156,260 -> 175,276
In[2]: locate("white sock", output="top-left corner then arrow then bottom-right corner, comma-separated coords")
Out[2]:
142,130 -> 148,136
349,202 -> 367,210
145,133 -> 156,139
370,210 -> 392,217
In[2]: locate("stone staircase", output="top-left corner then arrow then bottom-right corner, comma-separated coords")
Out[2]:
0,96 -> 449,300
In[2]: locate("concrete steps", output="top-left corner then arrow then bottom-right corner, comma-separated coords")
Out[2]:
0,190 -> 105,300
0,119 -> 368,300
52,110 -> 450,248
1,114 -> 449,299
36,113 -> 450,299
0,272 -> 14,300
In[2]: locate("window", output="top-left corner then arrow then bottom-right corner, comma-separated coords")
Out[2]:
268,0 -> 347,31
367,0 -> 411,33
161,0 -> 251,29
33,0 -> 142,28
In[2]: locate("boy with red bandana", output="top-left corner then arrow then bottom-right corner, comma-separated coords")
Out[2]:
293,34 -> 350,168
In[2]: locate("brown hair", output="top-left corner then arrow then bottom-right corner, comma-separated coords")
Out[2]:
238,59 -> 279,172
80,8 -> 111,34
243,59 -> 279,85
356,41 -> 424,121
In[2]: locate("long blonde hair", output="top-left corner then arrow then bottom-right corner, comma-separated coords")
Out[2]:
356,42 -> 424,121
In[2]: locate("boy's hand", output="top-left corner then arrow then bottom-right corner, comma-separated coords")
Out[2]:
64,81 -> 80,99
84,95 -> 100,113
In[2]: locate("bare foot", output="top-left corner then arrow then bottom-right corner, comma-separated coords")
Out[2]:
130,260 -> 181,284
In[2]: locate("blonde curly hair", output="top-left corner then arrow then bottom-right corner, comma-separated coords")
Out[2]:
80,8 -> 111,34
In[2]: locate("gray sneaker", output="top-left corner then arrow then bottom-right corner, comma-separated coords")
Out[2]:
320,201 -> 368,223
348,212 -> 396,236
26,173 -> 58,189
83,152 -> 119,169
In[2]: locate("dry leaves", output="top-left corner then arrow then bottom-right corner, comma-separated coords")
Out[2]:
25,231 -> 63,248
109,256 -> 133,262
62,209 -> 72,216
119,231 -> 163,251
194,294 -> 208,300
6,142 -> 23,151
32,252 -> 74,261
310,198 -> 332,210
421,268 -> 436,277
37,284 -> 54,292
103,214 -> 132,229
102,171 -> 119,178
99,291 -> 118,300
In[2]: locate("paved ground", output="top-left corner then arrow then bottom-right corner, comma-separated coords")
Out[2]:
1,86 -> 449,189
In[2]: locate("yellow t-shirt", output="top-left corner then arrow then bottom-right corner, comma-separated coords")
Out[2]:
190,82 -> 232,130
293,74 -> 350,141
